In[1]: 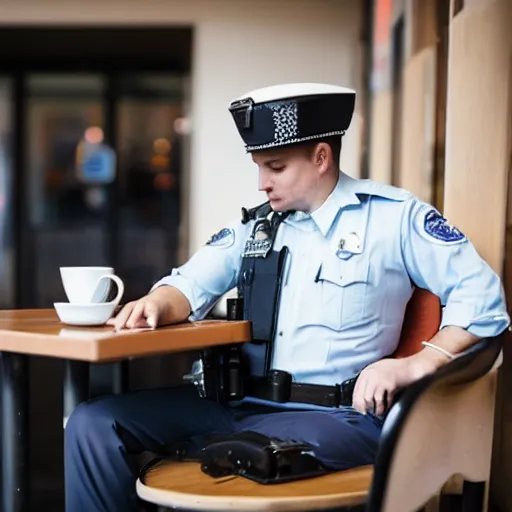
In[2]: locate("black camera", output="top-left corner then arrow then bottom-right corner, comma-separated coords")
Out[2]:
200,431 -> 328,484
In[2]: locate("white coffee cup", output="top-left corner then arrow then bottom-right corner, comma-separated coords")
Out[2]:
60,266 -> 124,305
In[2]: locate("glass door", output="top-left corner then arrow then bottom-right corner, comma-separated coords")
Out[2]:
116,74 -> 185,301
0,78 -> 14,308
22,72 -> 186,307
24,74 -> 108,307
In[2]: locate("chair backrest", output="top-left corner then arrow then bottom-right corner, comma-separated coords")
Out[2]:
394,287 -> 442,358
368,336 -> 503,512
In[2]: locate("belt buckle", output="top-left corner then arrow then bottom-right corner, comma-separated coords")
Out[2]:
331,383 -> 342,407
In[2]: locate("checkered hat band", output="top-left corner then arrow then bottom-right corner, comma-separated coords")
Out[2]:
245,130 -> 345,152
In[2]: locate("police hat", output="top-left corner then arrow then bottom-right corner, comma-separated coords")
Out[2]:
229,83 -> 356,152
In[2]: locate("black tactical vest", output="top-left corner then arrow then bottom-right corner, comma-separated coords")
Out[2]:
237,202 -> 290,377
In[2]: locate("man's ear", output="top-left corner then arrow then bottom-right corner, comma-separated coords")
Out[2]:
314,143 -> 330,175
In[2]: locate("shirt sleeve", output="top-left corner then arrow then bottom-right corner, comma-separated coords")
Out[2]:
400,198 -> 510,338
151,219 -> 253,321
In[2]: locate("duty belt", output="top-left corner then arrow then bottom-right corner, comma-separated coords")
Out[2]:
245,370 -> 358,408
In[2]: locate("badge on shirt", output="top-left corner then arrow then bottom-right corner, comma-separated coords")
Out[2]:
338,232 -> 361,253
422,209 -> 466,244
242,219 -> 272,258
206,228 -> 235,248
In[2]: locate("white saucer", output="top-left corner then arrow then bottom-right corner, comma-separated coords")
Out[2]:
54,301 -> 117,326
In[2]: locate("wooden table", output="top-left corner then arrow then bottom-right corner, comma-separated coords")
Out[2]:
0,309 -> 251,512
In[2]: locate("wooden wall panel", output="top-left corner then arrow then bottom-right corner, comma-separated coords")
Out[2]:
443,0 -> 511,273
369,91 -> 394,184
398,46 -> 437,203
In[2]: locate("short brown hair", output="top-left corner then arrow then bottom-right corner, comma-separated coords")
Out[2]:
297,135 -> 342,164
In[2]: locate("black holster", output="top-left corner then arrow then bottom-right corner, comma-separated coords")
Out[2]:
189,344 -> 246,402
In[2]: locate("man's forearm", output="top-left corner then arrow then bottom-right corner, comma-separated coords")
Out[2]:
149,285 -> 192,325
409,325 -> 480,373
354,325 -> 482,414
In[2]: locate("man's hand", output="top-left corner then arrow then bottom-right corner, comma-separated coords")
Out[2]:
351,356 -> 438,416
107,285 -> 191,331
352,326 -> 480,416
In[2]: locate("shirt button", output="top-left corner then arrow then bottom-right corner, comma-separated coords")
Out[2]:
279,331 -> 283,336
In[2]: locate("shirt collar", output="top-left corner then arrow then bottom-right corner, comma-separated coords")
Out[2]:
309,172 -> 361,237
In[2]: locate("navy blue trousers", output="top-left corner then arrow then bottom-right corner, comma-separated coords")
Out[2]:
65,384 -> 382,512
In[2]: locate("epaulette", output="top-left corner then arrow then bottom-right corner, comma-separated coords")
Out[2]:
240,201 -> 272,224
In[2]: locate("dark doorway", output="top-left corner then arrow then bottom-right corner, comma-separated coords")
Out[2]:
433,0 -> 451,212
0,26 -> 192,510
390,16 -> 404,188
20,71 -> 186,308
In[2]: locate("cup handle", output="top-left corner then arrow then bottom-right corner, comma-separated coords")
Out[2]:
93,275 -> 125,305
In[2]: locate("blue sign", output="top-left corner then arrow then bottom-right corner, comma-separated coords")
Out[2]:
80,144 -> 116,184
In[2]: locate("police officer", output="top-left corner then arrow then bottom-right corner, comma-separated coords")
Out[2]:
64,83 -> 510,511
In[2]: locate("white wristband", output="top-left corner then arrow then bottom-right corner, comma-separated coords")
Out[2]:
421,341 -> 456,360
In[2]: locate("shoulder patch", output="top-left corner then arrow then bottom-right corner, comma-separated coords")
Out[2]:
422,209 -> 466,244
206,227 -> 235,248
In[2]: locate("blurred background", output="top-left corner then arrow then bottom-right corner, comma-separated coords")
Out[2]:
0,0 -> 511,510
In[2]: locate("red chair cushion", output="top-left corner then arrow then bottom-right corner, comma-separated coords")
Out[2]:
394,288 -> 441,358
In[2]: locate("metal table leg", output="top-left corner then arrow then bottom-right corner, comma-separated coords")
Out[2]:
63,361 -> 90,428
1,352 -> 29,512
112,360 -> 130,394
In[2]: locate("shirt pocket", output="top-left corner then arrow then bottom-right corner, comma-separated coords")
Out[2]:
313,252 -> 370,330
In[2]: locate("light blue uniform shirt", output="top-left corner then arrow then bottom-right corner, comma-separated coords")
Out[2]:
153,172 -> 509,400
